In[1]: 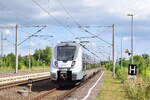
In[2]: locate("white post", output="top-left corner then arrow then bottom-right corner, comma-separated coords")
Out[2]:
1,33 -> 3,67
127,14 -> 134,64
131,15 -> 134,64
112,24 -> 116,77
15,24 -> 18,73
29,39 -> 31,72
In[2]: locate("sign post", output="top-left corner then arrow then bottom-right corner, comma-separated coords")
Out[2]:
128,64 -> 137,79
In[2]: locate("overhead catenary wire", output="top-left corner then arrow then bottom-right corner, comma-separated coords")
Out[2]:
0,25 -> 47,47
95,51 -> 109,60
95,26 -> 111,35
32,0 -> 113,65
91,45 -> 110,61
0,25 -> 45,28
0,25 -> 48,73
32,0 -> 76,38
33,0 -> 111,46
32,0 -> 65,26
56,0 -> 112,46
81,28 -> 112,45
5,38 -> 15,45
29,34 -> 54,38
56,0 -> 110,59
56,0 -> 81,27
79,43 -> 99,58
79,25 -> 112,28
18,26 -> 47,46
97,46 -> 111,55
0,25 -> 47,44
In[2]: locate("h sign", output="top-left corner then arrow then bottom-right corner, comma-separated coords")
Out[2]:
128,64 -> 137,75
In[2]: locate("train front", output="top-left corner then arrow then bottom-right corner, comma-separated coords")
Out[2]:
50,42 -> 84,86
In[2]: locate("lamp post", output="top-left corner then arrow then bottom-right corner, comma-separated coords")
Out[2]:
127,14 -> 134,64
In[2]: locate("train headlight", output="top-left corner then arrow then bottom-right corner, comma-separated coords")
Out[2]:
71,61 -> 76,67
54,61 -> 58,67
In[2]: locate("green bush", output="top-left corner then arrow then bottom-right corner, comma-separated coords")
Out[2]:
116,68 -> 128,83
124,79 -> 150,100
105,62 -> 113,71
145,83 -> 150,98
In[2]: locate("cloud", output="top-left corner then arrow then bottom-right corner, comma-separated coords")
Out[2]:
0,0 -> 150,55
29,41 -> 36,47
122,36 -> 131,41
0,0 -> 150,26
3,29 -> 10,35
0,29 -> 11,35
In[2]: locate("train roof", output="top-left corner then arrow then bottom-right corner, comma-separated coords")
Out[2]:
56,41 -> 81,47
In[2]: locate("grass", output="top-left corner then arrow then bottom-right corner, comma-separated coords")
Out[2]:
0,67 -> 15,73
142,68 -> 150,80
20,66 -> 50,71
96,71 -> 129,100
146,69 -> 150,77
0,66 -> 50,73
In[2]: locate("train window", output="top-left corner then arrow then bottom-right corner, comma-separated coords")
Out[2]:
57,46 -> 76,61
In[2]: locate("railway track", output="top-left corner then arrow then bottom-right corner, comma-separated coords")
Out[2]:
0,69 -> 102,100
31,70 -> 100,100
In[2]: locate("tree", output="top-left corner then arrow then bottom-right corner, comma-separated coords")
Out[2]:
33,46 -> 52,66
142,54 -> 150,68
133,55 -> 146,74
3,53 -> 15,68
43,46 -> 52,64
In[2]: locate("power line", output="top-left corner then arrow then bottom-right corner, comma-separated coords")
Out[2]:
30,34 -> 53,38
33,0 -> 112,47
97,46 -> 111,55
0,25 -> 47,46
4,38 -> 15,45
79,25 -> 112,28
32,0 -> 63,26
0,25 -> 45,28
32,0 -> 76,37
79,43 -> 99,58
56,0 -> 112,46
18,26 -> 47,46
56,0 -> 81,27
0,24 -> 48,73
81,28 -> 112,45
95,27 -> 111,35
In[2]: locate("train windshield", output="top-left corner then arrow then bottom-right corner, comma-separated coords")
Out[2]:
57,46 -> 76,61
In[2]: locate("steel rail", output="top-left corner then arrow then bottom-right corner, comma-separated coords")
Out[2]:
30,69 -> 100,100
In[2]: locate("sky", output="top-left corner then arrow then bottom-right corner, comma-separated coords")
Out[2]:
0,0 -> 150,61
